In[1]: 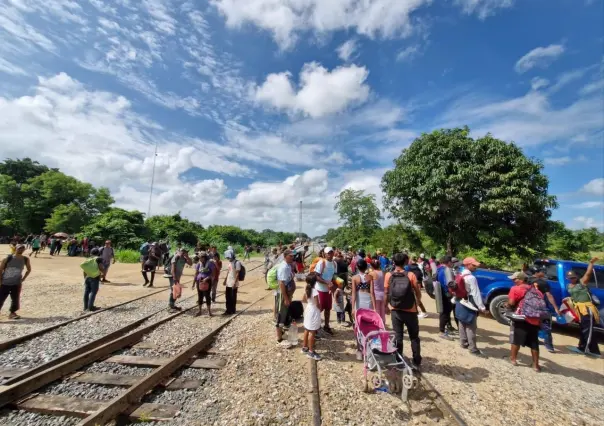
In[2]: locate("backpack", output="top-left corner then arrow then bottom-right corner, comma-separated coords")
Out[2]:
423,275 -> 435,299
293,251 -> 303,263
139,243 -> 150,256
309,256 -> 322,273
80,257 -> 101,278
389,272 -> 415,310
267,264 -> 279,290
448,274 -> 469,299
164,254 -> 174,275
237,262 -> 246,281
519,285 -> 549,319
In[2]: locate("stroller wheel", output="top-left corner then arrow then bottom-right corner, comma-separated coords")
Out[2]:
402,373 -> 414,389
371,374 -> 382,389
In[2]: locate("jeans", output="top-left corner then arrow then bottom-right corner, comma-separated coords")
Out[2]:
459,315 -> 478,352
0,284 -> 21,313
211,277 -> 219,302
225,287 -> 238,314
439,296 -> 458,333
391,309 -> 421,365
540,317 -> 554,350
83,277 -> 100,310
168,277 -> 176,307
578,311 -> 601,355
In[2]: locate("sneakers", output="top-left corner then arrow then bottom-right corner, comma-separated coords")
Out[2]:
417,312 -> 429,319
470,350 -> 487,358
439,332 -> 453,341
301,347 -> 309,354
169,306 -> 182,312
307,351 -> 321,361
142,282 -> 149,287
8,313 -> 21,320
163,273 -> 172,278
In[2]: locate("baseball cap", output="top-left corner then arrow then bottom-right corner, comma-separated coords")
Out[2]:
451,257 -> 459,263
324,247 -> 334,254
420,253 -> 425,259
16,244 -> 25,250
508,271 -> 527,281
529,265 -> 545,274
283,249 -> 293,257
462,257 -> 480,267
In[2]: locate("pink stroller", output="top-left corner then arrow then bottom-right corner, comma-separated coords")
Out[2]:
354,308 -> 418,400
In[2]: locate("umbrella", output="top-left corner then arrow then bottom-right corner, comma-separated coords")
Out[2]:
53,232 -> 69,239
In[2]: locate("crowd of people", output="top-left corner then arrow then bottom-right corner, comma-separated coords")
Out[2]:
1,237 -> 600,371
267,245 -> 601,369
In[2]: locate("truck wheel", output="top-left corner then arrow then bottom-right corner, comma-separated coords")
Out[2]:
489,295 -> 511,326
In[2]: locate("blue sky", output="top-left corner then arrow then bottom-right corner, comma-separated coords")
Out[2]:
0,0 -> 603,235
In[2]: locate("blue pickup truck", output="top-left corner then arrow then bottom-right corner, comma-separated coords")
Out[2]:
472,259 -> 604,327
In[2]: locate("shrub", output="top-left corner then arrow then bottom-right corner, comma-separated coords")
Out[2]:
115,249 -> 141,264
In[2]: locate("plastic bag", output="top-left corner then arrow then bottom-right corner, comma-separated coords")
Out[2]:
172,282 -> 183,300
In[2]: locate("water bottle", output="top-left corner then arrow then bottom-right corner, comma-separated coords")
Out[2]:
288,320 -> 299,346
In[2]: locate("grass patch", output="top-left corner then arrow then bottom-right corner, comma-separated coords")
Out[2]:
115,249 -> 140,263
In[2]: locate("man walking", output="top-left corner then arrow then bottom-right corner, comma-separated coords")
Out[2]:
82,247 -> 105,311
142,242 -> 161,287
456,257 -> 487,357
99,240 -> 115,283
168,248 -> 192,311
312,247 -> 337,335
223,251 -> 241,315
209,246 -> 222,303
0,244 -> 32,319
384,253 -> 422,369
243,245 -> 251,260
29,235 -> 41,258
437,256 -> 458,340
275,250 -> 296,343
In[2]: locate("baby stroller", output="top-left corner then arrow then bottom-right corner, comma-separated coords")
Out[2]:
354,308 -> 418,400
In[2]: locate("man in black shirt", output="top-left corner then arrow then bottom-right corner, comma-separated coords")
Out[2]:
528,266 -> 561,353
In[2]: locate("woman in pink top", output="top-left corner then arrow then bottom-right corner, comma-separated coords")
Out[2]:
370,259 -> 386,323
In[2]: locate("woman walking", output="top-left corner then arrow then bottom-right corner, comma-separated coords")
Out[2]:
351,259 -> 376,312
370,259 -> 386,323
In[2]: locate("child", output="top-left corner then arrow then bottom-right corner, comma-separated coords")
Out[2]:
302,273 -> 322,360
193,253 -> 214,317
333,286 -> 345,324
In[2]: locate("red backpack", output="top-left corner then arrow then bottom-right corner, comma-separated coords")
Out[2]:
448,274 -> 468,299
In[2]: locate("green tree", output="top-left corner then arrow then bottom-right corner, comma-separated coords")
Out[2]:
45,203 -> 89,234
80,208 -> 147,249
381,127 -> 557,256
0,158 -> 52,184
334,189 -> 382,248
145,213 -> 204,246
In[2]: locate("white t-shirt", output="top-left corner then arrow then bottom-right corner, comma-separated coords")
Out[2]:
304,288 -> 321,331
226,260 -> 241,288
312,259 -> 336,292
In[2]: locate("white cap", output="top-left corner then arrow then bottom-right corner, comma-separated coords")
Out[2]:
420,253 -> 425,258
324,247 -> 334,254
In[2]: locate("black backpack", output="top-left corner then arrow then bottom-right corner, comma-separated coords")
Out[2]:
237,261 -> 246,281
389,271 -> 415,310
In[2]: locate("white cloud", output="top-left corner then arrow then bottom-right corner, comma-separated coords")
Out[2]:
580,79 -> 604,96
543,156 -> 571,166
573,216 -> 604,230
530,77 -> 549,91
440,85 -> 604,146
514,44 -> 565,74
396,45 -> 421,62
455,0 -> 514,19
0,57 -> 28,76
571,201 -> 604,209
254,62 -> 370,118
337,39 -> 358,62
211,0 -> 430,49
581,178 -> 604,196
548,68 -> 591,93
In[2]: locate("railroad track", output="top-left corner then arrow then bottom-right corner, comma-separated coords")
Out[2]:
0,266 -> 271,425
0,259 -> 263,354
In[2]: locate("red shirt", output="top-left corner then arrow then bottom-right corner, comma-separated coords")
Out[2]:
508,284 -> 540,326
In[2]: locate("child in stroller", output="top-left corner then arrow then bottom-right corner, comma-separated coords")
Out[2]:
354,308 -> 418,400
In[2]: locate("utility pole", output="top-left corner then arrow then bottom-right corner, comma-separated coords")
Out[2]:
147,142 -> 158,218
298,200 -> 303,241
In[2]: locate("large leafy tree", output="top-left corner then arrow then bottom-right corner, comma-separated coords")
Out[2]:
80,208 -> 147,249
381,127 -> 557,256
334,189 -> 382,248
145,213 -> 204,246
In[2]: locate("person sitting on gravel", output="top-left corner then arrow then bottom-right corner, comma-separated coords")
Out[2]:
302,272 -> 322,360
275,250 -> 296,344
